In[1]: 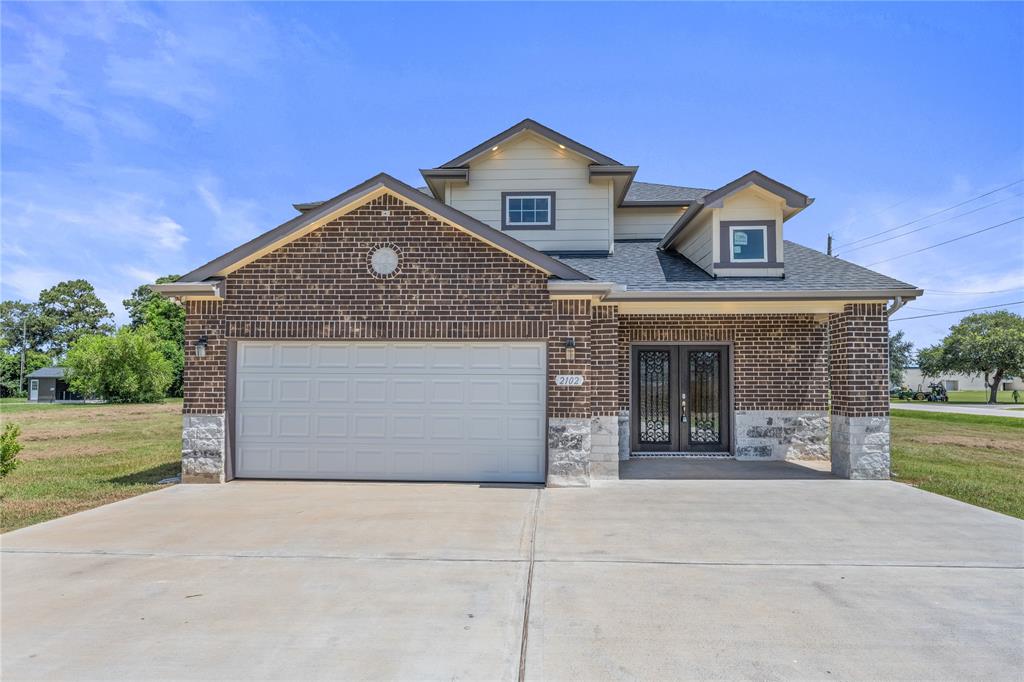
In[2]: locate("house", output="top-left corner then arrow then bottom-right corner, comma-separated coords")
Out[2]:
154,119 -> 921,486
901,367 -> 1023,393
26,367 -> 81,403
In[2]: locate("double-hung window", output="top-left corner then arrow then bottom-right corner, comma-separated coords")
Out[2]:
502,192 -> 554,229
730,225 -> 768,263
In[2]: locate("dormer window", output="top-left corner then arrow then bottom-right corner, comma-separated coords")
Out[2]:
730,225 -> 768,263
501,192 -> 555,230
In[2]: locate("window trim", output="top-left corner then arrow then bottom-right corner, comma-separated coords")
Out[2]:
501,191 -> 556,231
29,379 -> 38,391
728,224 -> 769,263
714,219 -> 781,269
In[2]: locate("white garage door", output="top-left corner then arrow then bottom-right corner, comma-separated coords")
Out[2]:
234,341 -> 546,482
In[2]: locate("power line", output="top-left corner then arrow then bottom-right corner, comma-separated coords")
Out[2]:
836,191 -> 1024,256
890,300 -> 1024,321
926,287 -> 1024,295
834,178 -> 1024,249
864,216 -> 1023,267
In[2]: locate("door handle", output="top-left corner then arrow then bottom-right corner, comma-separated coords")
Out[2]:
680,393 -> 687,422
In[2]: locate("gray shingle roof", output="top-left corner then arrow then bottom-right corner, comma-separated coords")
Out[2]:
624,182 -> 710,204
296,183 -> 705,212
27,367 -> 65,379
556,240 -> 919,292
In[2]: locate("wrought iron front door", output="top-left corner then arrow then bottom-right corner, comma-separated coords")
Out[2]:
631,345 -> 730,452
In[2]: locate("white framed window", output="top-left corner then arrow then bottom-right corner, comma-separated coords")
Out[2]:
730,225 -> 768,263
29,379 -> 38,391
502,192 -> 554,229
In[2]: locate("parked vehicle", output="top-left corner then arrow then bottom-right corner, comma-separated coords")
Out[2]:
891,386 -> 915,401
926,382 -> 949,402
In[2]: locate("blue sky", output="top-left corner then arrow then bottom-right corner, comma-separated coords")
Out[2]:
2,2 -> 1022,350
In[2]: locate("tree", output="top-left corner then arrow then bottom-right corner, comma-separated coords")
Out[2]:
36,279 -> 115,357
889,330 -> 914,387
65,327 -> 173,403
0,340 -> 51,397
123,275 -> 184,396
918,310 -> 1024,404
0,300 -> 47,354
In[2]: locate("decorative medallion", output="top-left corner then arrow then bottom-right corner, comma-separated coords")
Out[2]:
367,243 -> 401,279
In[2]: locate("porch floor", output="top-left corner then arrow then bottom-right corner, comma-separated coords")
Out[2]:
618,458 -> 833,480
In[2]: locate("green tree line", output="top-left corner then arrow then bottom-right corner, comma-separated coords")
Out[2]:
1,276 -> 183,402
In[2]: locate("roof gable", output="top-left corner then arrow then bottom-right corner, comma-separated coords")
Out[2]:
436,118 -> 621,168
175,173 -> 588,283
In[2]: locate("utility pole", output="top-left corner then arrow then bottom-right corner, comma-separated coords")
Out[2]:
827,233 -> 833,256
19,317 -> 26,394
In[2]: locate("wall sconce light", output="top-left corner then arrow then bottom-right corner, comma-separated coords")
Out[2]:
195,335 -> 208,358
564,337 -> 576,361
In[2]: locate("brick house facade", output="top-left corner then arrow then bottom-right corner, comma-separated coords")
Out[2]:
159,121 -> 919,486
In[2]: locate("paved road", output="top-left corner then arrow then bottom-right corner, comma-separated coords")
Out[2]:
3,474 -> 1023,680
891,401 -> 1024,418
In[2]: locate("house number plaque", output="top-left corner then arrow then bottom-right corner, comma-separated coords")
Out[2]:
555,375 -> 585,386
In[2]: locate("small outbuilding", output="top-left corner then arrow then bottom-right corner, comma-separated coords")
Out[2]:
26,367 -> 82,403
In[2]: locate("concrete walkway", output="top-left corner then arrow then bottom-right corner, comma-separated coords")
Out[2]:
3,479 -> 1022,680
891,401 -> 1024,418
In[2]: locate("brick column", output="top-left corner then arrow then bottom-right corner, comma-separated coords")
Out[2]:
547,299 -> 592,486
828,303 -> 890,479
181,300 -> 227,483
589,304 -> 620,479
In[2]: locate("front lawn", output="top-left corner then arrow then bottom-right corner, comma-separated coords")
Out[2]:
891,409 -> 1024,519
0,400 -> 182,532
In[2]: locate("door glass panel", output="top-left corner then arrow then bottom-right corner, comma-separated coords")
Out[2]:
688,350 -> 721,444
637,349 -> 671,444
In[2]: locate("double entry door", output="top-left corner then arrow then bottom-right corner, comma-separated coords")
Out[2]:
631,344 -> 731,453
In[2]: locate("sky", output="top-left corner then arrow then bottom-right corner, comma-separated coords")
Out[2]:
2,2 -> 1022,351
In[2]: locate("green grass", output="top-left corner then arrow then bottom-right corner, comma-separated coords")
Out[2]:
893,389 -> 1022,405
891,409 -> 1023,519
0,400 -> 182,532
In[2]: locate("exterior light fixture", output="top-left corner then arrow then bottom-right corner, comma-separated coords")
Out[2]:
195,335 -> 208,358
558,144 -> 566,149
564,337 -> 576,361
491,145 -> 499,151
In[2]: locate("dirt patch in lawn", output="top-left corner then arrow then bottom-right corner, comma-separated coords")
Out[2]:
915,434 -> 1024,455
19,442 -> 118,461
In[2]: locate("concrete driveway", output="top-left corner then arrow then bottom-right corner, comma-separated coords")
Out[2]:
3,473 -> 1022,680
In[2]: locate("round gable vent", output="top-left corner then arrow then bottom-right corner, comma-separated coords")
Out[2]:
368,243 -> 401,279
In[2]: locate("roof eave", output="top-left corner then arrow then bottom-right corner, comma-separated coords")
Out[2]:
174,172 -> 590,285
438,118 -> 622,168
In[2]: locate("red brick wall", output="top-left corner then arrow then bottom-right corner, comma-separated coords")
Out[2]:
590,305 -> 619,417
829,303 -> 889,417
618,314 -> 829,411
548,299 -> 592,419
183,300 -> 226,414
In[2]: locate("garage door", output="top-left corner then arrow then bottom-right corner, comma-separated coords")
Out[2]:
234,341 -> 546,482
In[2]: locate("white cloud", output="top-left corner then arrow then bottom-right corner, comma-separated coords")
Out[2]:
0,264 -> 67,302
196,174 -> 263,244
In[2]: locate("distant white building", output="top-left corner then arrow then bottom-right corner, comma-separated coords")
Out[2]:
900,367 -> 1024,392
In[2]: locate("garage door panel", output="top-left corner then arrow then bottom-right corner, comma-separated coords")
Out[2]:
279,344 -> 313,367
316,378 -> 349,402
316,345 -> 350,368
235,342 -> 545,482
279,378 -> 311,402
240,377 -> 274,403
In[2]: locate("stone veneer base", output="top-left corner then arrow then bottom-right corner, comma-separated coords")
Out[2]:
590,416 -> 619,480
831,415 -> 890,479
547,417 -> 592,487
734,410 -> 829,461
182,414 -> 226,484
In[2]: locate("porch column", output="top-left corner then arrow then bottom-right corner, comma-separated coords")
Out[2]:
547,299 -> 593,487
828,303 -> 891,479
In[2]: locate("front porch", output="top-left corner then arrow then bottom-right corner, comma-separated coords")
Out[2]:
550,302 -> 892,486
618,457 -> 833,480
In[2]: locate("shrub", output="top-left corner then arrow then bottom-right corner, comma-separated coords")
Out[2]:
1,423 -> 22,478
65,327 -> 173,403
